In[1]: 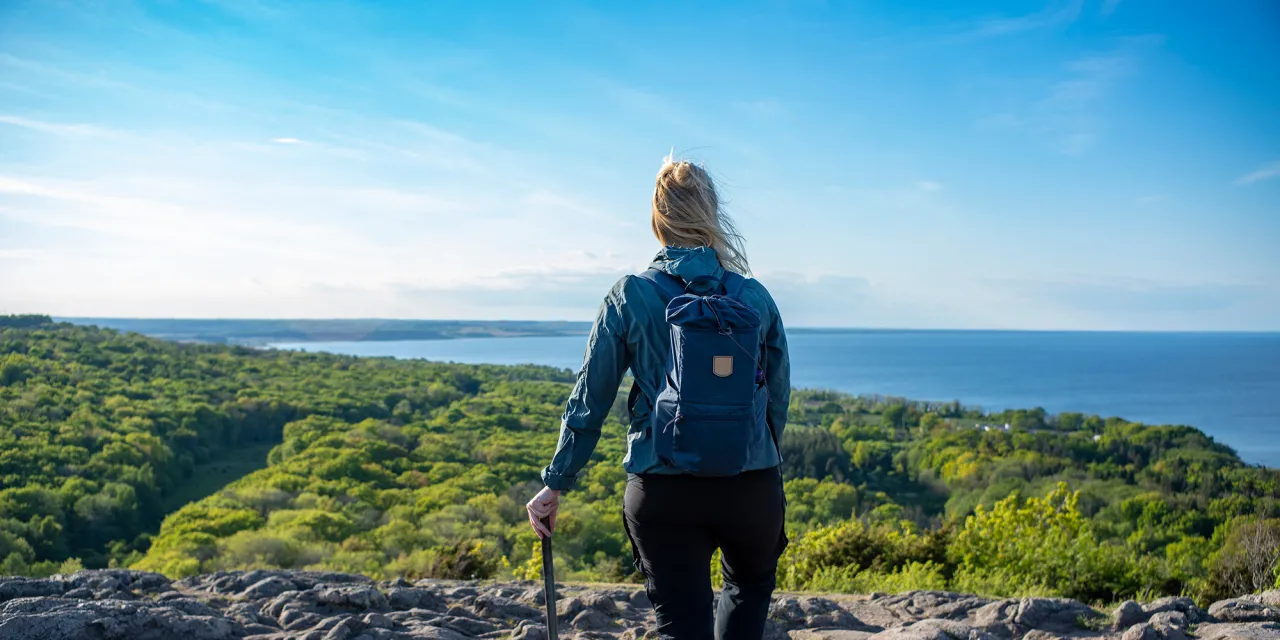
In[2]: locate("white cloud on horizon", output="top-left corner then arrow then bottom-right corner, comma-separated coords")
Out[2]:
986,275 -> 1267,313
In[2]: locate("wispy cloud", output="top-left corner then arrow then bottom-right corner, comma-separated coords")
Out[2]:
1234,161 -> 1280,186
981,40 -> 1156,155
523,190 -> 615,221
199,0 -> 288,21
857,1 -> 1087,58
0,81 -> 53,98
0,114 -> 121,138
599,80 -> 693,130
1039,53 -> 1135,155
0,53 -> 129,89
988,276 -> 1263,313
759,271 -> 981,329
916,180 -> 943,192
272,137 -> 302,144
394,120 -> 500,173
0,176 -> 285,242
951,0 -> 1084,41
285,264 -> 633,320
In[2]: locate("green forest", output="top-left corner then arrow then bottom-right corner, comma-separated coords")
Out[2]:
1,315 -> 1277,606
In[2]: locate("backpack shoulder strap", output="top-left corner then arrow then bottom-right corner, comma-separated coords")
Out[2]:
637,268 -> 685,302
722,271 -> 748,299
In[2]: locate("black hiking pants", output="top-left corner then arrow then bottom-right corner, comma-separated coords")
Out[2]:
623,466 -> 788,640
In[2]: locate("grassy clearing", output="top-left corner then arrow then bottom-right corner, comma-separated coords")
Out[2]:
161,443 -> 277,512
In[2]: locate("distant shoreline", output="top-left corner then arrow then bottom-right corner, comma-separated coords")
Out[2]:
59,317 -> 593,346
58,317 -> 1279,346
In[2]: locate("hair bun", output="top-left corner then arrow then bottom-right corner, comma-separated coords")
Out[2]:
659,159 -> 702,188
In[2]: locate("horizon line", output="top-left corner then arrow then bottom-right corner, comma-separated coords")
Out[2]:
48,316 -> 1280,335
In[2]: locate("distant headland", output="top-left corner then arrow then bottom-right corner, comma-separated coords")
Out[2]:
57,317 -> 594,345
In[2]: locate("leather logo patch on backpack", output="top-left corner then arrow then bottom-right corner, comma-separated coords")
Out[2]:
712,356 -> 733,377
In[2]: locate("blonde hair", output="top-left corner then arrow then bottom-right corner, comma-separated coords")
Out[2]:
651,155 -> 750,275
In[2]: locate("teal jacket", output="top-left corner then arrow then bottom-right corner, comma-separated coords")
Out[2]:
541,246 -> 791,491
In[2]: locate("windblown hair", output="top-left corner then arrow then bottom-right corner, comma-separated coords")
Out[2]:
651,156 -> 751,275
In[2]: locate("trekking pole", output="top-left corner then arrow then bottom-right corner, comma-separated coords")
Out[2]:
540,516 -> 559,640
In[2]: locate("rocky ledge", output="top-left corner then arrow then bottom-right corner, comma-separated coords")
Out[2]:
0,570 -> 1277,640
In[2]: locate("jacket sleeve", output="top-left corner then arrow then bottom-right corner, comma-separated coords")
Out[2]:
541,283 -> 629,491
763,291 -> 791,443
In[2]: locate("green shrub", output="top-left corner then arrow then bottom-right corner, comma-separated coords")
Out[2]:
805,560 -> 948,593
779,519 -> 947,591
949,483 -> 1161,602
1201,517 -> 1280,601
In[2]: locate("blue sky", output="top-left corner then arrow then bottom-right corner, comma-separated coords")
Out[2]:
0,0 -> 1277,330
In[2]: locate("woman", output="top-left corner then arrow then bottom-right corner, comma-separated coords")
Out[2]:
526,157 -> 791,640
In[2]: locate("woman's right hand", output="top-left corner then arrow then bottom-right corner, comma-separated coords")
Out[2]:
526,486 -> 560,538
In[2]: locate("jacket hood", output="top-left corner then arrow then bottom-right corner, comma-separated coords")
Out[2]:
650,246 -> 724,281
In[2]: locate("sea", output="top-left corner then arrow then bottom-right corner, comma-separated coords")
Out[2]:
270,331 -> 1280,468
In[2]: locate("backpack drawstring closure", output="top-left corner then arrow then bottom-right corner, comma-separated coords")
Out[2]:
709,300 -> 765,377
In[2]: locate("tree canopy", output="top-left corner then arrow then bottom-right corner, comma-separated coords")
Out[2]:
2,318 -> 1276,603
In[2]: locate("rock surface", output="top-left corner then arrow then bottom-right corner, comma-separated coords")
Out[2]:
0,570 -> 1277,639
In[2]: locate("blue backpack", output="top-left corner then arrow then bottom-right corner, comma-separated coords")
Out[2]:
637,268 -> 777,476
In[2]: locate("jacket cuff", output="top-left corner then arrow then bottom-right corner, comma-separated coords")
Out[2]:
541,466 -> 577,492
